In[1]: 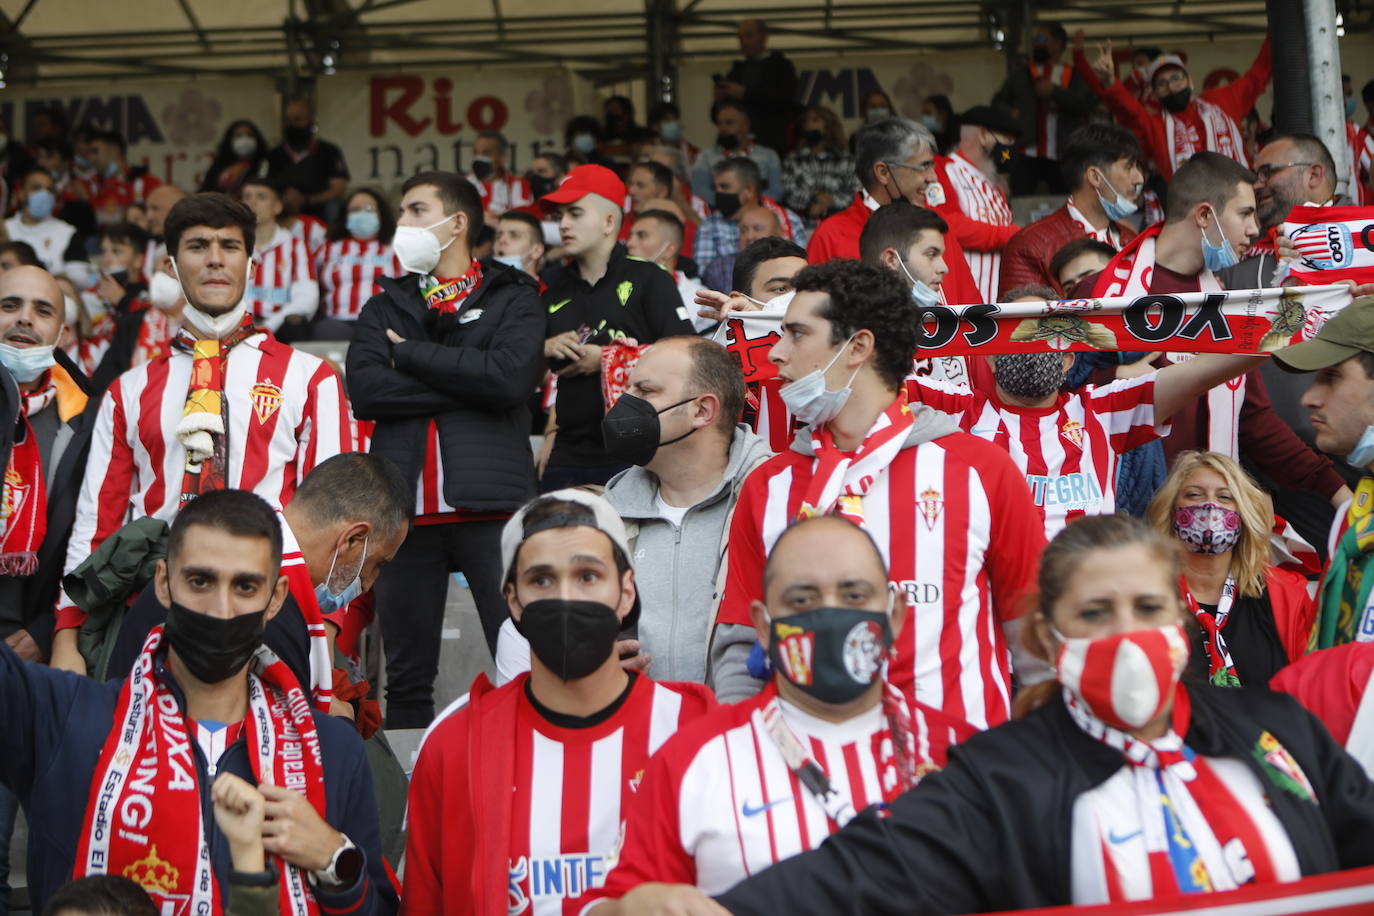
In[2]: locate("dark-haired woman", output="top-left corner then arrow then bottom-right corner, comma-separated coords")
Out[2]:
200,120 -> 268,196
710,514 -> 1374,914
311,188 -> 400,339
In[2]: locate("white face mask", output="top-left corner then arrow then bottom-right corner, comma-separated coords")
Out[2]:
230,135 -> 257,159
0,342 -> 56,382
171,258 -> 253,339
148,271 -> 183,310
778,335 -> 859,426
394,213 -> 458,275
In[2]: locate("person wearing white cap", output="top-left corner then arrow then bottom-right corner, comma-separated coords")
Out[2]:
402,487 -> 715,916
1077,33 -> 1271,179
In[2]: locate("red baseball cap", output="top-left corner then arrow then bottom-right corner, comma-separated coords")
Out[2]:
538,164 -> 626,214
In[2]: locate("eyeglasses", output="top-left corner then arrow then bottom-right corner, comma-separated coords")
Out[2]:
885,159 -> 936,175
1154,71 -> 1188,91
1255,161 -> 1315,181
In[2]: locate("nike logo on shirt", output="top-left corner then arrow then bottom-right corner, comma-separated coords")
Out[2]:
548,298 -> 572,314
741,798 -> 792,817
1108,829 -> 1142,845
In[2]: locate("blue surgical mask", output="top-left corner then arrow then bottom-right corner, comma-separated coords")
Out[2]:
102,160 -> 120,178
1348,97 -> 1359,120
346,209 -> 380,240
1201,209 -> 1239,271
25,189 -> 56,221
1095,172 -> 1137,221
778,335 -> 859,426
572,134 -> 596,154
921,113 -> 940,132
896,257 -> 939,308
660,121 -> 682,141
314,537 -> 368,614
1350,426 -> 1374,467
73,154 -> 93,171
495,253 -> 525,270
0,342 -> 56,383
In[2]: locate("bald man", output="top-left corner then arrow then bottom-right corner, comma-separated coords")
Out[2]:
583,515 -> 973,913
141,183 -> 187,275
702,204 -> 785,293
0,266 -> 96,663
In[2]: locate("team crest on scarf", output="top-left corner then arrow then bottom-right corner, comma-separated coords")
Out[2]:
123,845 -> 180,897
249,382 -> 283,423
1252,731 -> 1317,804
917,486 -> 944,530
774,622 -> 815,685
1060,420 -> 1084,447
2,467 -> 28,521
616,280 -> 633,306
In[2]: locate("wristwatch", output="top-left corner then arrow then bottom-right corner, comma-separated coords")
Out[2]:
310,834 -> 363,889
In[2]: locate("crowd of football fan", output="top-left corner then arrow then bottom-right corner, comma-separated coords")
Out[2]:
6,15 -> 1374,916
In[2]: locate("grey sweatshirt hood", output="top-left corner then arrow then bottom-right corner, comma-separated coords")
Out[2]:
787,402 -> 961,458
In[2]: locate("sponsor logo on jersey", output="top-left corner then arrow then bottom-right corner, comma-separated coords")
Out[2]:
508,853 -> 609,911
897,580 -> 943,607
1025,472 -> 1103,511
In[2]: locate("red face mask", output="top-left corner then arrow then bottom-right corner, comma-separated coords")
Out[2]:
1054,622 -> 1190,731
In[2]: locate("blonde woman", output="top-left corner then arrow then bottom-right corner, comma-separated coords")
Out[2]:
1148,450 -> 1315,688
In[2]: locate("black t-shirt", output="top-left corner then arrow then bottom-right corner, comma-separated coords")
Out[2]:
542,246 -> 693,466
265,139 -> 350,197
1188,588 -> 1290,689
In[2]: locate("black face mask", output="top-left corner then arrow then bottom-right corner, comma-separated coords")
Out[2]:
516,599 -> 621,681
769,606 -> 893,705
989,141 -> 1018,173
601,393 -> 698,467
528,173 -> 557,198
283,125 -> 313,150
470,157 -> 495,182
717,132 -> 741,151
1031,45 -> 1051,65
1161,87 -> 1192,114
802,129 -> 824,146
106,268 -> 130,287
164,599 -> 267,684
714,191 -> 743,219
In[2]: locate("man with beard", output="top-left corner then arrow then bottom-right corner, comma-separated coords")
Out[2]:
908,282 -> 1274,539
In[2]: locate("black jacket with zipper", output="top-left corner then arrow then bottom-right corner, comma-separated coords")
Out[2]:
346,260 -> 544,512
716,684 -> 1374,915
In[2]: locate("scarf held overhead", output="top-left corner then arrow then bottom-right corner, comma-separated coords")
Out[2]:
717,285 -> 1352,385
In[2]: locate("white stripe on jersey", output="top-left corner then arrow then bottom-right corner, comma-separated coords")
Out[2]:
248,227 -> 316,326
942,153 -> 1014,303
315,238 -> 400,320
62,335 -> 352,597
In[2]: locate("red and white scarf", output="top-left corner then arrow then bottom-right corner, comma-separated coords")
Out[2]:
0,379 -> 54,575
1180,574 -> 1241,686
1164,98 -> 1247,174
760,196 -> 796,241
423,259 -> 483,314
1065,686 -> 1299,901
1092,225 -> 1243,458
1026,61 -> 1075,159
76,626 -> 327,915
799,396 -> 914,526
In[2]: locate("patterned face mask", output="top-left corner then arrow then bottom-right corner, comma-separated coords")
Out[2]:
1172,502 -> 1242,555
993,352 -> 1064,399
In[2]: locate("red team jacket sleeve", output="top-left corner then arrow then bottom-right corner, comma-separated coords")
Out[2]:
997,227 -> 1052,297
402,714 -> 474,916
1097,80 -> 1171,177
936,202 -> 1021,255
57,380 -> 136,630
1201,35 -> 1272,123
716,463 -> 773,628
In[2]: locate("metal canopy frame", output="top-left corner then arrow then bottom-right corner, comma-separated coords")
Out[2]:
0,0 -> 1327,87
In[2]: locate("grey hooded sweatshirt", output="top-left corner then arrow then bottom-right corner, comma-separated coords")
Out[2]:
706,404 -> 962,703
604,424 -> 772,687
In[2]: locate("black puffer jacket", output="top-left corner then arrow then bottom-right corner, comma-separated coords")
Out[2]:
347,260 -> 544,511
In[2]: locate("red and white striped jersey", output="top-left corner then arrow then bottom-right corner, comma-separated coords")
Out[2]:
1354,124 -> 1374,207
314,237 -> 400,320
907,373 -> 1167,539
247,226 -> 318,331
469,173 -> 533,214
717,428 -> 1045,730
583,685 -> 974,902
404,672 -> 715,916
287,214 -> 329,259
56,333 -> 353,629
933,152 -> 1015,302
